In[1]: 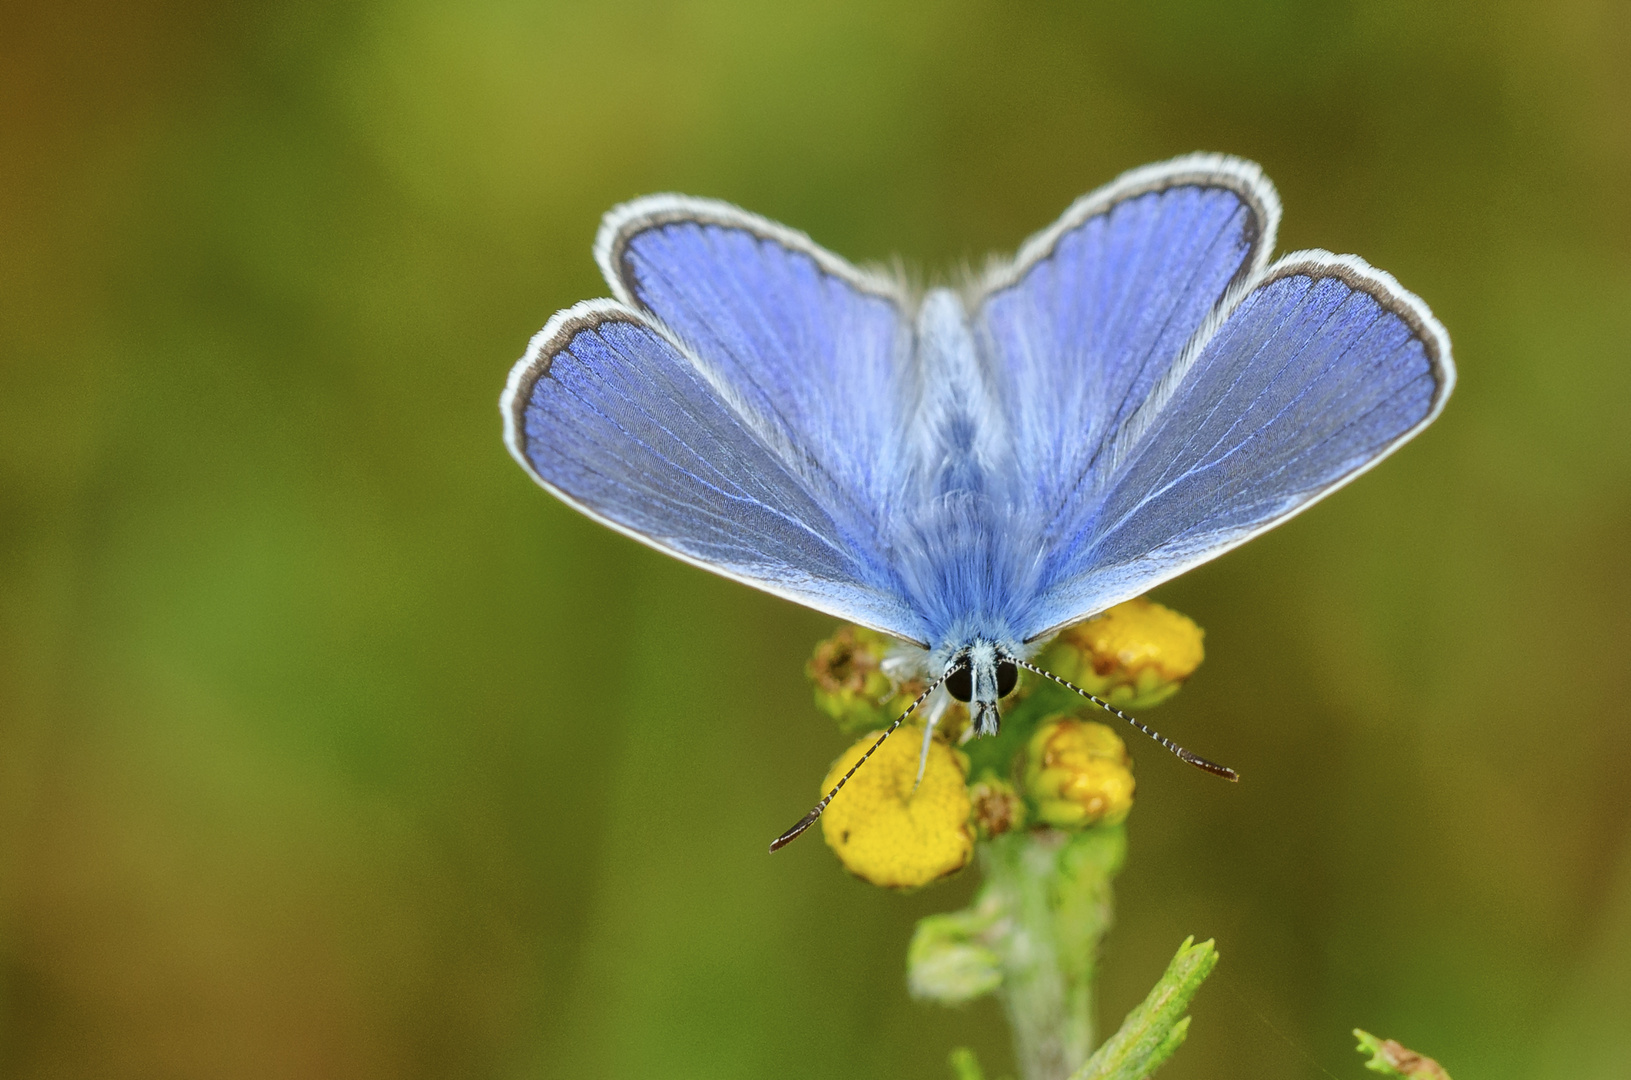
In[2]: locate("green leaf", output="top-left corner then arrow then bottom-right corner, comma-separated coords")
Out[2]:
1070,937 -> 1218,1080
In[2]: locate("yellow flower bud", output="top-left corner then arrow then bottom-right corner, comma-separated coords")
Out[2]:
1038,597 -> 1204,710
821,726 -> 974,889
968,775 -> 1027,840
1025,718 -> 1135,829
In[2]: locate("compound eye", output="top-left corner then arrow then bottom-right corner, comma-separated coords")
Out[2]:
996,660 -> 1019,698
944,663 -> 974,702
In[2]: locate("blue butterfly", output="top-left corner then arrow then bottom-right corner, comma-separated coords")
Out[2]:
501,154 -> 1453,843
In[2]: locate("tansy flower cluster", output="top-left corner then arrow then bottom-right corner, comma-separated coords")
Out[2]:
804,597 -> 1205,888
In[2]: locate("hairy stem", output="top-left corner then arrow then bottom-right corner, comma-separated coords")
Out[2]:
980,826 -> 1125,1080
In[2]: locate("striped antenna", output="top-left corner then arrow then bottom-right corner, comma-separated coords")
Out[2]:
769,668 -> 955,853
1011,658 -> 1239,781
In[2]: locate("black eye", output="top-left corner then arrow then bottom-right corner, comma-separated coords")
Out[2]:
945,664 -> 973,702
996,660 -> 1018,698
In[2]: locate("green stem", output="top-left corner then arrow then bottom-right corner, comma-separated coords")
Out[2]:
979,826 -> 1126,1080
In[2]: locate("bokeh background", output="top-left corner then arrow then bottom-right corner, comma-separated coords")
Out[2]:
3,1 -> 1629,1077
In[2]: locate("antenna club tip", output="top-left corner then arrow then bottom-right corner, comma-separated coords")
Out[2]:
768,810 -> 821,852
1176,747 -> 1239,781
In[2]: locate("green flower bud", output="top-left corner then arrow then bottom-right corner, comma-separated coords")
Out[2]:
1036,597 -> 1204,710
807,625 -> 918,734
1353,1030 -> 1453,1080
1025,718 -> 1135,829
907,904 -> 1004,1004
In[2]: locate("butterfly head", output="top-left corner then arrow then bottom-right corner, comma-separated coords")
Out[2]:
943,640 -> 1020,737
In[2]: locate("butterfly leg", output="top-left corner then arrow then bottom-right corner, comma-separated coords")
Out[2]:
913,697 -> 950,789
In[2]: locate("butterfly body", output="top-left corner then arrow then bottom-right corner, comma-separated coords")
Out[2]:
503,155 -> 1453,739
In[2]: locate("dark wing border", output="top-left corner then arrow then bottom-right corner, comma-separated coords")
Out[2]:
973,152 -> 1283,303
594,193 -> 909,313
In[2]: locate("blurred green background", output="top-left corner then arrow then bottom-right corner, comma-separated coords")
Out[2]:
3,1 -> 1628,1077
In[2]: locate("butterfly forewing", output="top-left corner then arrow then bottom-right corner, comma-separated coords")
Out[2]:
599,197 -> 915,525
502,300 -> 929,643
1021,253 -> 1453,641
974,156 -> 1280,534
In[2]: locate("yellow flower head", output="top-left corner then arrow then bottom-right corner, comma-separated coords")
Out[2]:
821,726 -> 974,889
1025,717 -> 1135,829
1039,597 -> 1204,710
